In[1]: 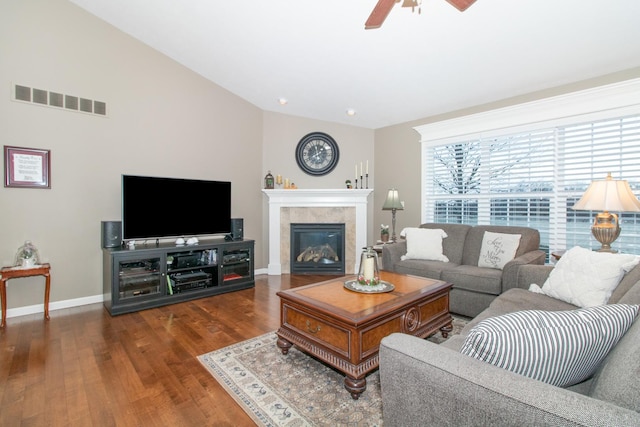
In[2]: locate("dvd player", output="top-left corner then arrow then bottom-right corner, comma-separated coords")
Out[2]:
171,271 -> 213,293
173,271 -> 210,283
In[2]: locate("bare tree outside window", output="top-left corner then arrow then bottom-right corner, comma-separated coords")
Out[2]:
433,141 -> 482,195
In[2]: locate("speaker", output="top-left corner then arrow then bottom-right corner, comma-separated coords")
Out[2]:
101,221 -> 122,248
230,218 -> 243,241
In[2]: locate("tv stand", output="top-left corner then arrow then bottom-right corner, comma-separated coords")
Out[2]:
103,239 -> 254,315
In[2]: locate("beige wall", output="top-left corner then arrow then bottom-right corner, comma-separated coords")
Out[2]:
0,0 -> 375,312
261,112 -> 375,265
262,112 -> 374,191
0,0 -> 266,309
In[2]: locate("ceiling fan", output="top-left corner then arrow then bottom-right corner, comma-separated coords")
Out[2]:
365,0 -> 477,29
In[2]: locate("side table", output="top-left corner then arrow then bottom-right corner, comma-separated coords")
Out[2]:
0,263 -> 51,328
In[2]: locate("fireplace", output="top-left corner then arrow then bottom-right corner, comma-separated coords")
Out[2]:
262,188 -> 372,275
290,223 -> 345,274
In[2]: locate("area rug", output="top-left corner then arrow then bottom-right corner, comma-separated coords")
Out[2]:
197,316 -> 467,426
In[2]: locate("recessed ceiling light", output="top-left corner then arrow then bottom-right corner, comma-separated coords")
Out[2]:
278,98 -> 288,105
346,108 -> 356,116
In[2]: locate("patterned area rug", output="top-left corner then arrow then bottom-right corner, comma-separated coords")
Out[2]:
197,316 -> 467,426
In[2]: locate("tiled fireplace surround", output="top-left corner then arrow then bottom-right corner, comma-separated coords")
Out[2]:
263,189 -> 373,275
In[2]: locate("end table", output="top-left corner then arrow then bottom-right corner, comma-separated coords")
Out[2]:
0,263 -> 51,328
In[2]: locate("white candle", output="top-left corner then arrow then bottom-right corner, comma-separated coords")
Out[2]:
360,162 -> 363,177
363,257 -> 375,281
355,164 -> 358,180
366,160 -> 369,174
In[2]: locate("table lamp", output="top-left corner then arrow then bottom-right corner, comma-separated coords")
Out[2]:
571,173 -> 640,252
382,189 -> 404,242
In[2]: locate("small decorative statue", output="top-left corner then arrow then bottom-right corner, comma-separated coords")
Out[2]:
380,224 -> 390,242
15,240 -> 40,268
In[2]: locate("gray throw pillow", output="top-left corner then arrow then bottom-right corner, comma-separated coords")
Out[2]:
460,305 -> 639,387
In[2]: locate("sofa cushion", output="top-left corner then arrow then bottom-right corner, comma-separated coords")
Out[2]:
392,259 -> 459,279
590,314 -> 640,411
400,227 -> 449,262
477,231 -> 521,269
490,288 -> 577,313
418,223 -> 471,265
441,265 -> 503,294
460,305 -> 639,387
461,225 -> 540,266
618,279 -> 640,305
610,264 -> 640,303
533,246 -> 640,307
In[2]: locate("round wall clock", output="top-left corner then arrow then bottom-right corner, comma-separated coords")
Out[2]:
295,132 -> 340,176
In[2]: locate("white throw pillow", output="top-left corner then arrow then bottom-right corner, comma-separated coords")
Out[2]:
538,246 -> 640,307
477,231 -> 521,270
460,305 -> 639,387
400,227 -> 449,262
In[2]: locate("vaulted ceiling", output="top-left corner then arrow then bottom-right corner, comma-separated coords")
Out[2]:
70,0 -> 640,129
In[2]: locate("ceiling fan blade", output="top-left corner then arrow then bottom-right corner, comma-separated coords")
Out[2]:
365,0 -> 398,30
446,0 -> 477,11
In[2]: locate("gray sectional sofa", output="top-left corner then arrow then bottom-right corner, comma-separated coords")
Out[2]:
379,263 -> 640,426
382,223 -> 546,317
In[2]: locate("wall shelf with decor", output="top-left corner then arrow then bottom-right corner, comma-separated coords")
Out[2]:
103,239 -> 254,315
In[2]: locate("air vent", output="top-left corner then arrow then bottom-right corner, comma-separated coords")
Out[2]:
15,85 -> 31,102
12,83 -> 107,117
49,92 -> 63,107
80,98 -> 92,113
33,88 -> 48,105
65,95 -> 78,110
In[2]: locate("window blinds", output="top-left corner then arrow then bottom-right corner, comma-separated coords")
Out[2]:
424,114 -> 640,257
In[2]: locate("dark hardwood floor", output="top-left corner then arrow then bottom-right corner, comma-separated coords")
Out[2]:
0,274 -> 335,427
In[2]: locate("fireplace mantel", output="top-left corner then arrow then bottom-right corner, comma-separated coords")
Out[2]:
263,189 -> 373,275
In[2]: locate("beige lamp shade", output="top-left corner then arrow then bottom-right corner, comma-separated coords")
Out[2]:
572,173 -> 640,252
382,189 -> 404,211
382,189 -> 403,242
572,174 -> 640,212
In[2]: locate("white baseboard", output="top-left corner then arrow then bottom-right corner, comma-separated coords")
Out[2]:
5,294 -> 104,319
5,269 -> 269,319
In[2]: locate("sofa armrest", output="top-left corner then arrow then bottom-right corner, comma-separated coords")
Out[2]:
379,333 -> 640,426
515,264 -> 554,290
382,241 -> 407,271
501,250 -> 546,293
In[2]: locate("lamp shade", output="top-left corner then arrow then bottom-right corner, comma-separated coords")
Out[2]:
382,189 -> 404,210
572,174 -> 640,212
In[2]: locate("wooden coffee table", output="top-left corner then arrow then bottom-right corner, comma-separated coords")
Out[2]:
276,271 -> 452,399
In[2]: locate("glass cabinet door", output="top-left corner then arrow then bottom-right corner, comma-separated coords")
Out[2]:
117,256 -> 162,300
221,248 -> 253,283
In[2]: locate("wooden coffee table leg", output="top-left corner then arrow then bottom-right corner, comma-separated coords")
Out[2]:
344,376 -> 366,400
276,336 -> 292,355
440,320 -> 453,338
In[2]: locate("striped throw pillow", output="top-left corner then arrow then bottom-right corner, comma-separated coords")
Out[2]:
460,305 -> 639,387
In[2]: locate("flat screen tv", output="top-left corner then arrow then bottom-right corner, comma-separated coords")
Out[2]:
122,175 -> 231,240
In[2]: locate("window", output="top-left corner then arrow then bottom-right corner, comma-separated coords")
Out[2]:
423,114 -> 640,258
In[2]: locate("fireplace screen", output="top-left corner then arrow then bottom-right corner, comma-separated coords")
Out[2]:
290,223 -> 345,274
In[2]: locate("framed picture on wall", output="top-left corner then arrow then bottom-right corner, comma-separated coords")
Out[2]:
4,145 -> 51,189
